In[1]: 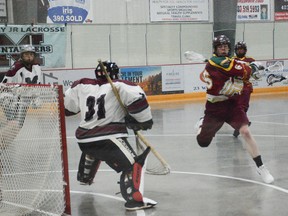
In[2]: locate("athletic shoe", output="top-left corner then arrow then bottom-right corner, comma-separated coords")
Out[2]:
233,129 -> 240,138
194,117 -> 204,133
256,165 -> 274,184
125,200 -> 156,211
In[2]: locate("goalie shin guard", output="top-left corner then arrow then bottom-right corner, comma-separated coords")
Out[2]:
120,147 -> 150,203
77,153 -> 101,185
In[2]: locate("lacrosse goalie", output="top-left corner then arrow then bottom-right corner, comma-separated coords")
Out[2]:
64,61 -> 157,211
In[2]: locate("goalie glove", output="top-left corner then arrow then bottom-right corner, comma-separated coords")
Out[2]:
124,115 -> 153,132
250,62 -> 265,80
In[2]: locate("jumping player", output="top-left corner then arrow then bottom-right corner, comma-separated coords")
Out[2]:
196,35 -> 274,184
64,61 -> 156,210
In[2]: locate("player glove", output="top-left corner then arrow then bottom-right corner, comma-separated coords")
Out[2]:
250,62 -> 265,79
125,115 -> 153,131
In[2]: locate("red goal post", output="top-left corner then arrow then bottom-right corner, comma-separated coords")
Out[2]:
0,84 -> 71,215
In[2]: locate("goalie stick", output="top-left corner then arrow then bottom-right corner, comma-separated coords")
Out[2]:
97,59 -> 171,175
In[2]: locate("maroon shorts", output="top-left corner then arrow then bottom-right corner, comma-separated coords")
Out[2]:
197,96 -> 249,147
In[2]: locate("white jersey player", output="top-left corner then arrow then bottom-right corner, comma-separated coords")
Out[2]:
64,61 -> 156,211
2,45 -> 43,84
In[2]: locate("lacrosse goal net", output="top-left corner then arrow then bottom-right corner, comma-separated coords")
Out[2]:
0,84 -> 71,216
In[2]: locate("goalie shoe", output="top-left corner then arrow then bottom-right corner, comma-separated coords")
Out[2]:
125,197 -> 157,211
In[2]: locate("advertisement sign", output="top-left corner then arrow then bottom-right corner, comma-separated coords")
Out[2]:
0,25 -> 67,69
0,0 -> 7,23
47,0 -> 93,24
161,65 -> 184,93
42,60 -> 288,95
237,0 -> 271,21
43,68 -> 95,90
150,0 -> 209,22
121,66 -> 162,95
274,0 -> 288,21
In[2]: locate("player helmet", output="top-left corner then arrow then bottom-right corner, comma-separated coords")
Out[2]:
20,45 -> 36,55
213,35 -> 231,53
234,41 -> 247,58
95,61 -> 120,80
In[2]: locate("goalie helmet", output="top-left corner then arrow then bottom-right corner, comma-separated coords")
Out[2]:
213,35 -> 231,54
95,61 -> 120,80
20,45 -> 36,56
234,41 -> 247,58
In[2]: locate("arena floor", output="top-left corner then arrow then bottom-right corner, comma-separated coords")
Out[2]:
65,92 -> 288,216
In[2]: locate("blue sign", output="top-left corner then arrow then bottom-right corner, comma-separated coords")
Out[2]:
48,6 -> 88,23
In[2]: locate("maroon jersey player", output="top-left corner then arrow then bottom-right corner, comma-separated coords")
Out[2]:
196,35 -> 274,184
232,41 -> 255,137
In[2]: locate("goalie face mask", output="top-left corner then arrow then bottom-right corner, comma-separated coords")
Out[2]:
95,61 -> 120,80
20,45 -> 36,64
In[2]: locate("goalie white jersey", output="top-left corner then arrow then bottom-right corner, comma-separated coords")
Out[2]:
2,61 -> 43,84
64,78 -> 152,143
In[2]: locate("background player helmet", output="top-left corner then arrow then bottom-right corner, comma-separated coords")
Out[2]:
234,41 -> 247,58
95,61 -> 120,80
213,35 -> 231,54
20,45 -> 36,56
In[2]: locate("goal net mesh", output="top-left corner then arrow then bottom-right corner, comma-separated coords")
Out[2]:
0,84 -> 70,216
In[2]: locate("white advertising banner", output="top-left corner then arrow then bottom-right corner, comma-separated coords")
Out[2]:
183,64 -> 206,93
43,68 -> 95,91
162,65 -> 185,93
0,25 -> 67,69
237,0 -> 271,21
150,0 -> 209,22
0,0 -> 7,17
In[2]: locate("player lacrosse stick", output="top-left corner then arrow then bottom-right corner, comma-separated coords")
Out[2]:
265,61 -> 287,86
266,74 -> 287,86
98,59 -> 171,175
265,61 -> 284,73
184,50 -> 208,63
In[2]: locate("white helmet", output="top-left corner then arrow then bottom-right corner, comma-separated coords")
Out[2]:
20,45 -> 36,55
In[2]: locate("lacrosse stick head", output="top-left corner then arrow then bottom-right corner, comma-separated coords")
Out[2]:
266,61 -> 284,73
266,73 -> 287,86
184,51 -> 207,63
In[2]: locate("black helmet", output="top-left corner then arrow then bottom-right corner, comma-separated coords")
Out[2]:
234,41 -> 247,58
95,61 -> 119,80
213,35 -> 231,52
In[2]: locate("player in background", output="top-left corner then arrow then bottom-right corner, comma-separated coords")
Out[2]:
64,61 -> 156,211
2,45 -> 42,84
1,44 -> 43,127
232,41 -> 255,138
196,35 -> 274,184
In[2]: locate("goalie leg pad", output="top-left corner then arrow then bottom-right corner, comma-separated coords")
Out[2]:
120,147 -> 150,202
77,153 -> 101,185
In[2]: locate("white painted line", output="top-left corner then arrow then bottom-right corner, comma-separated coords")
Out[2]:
171,171 -> 288,194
